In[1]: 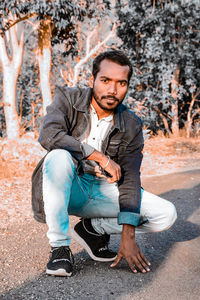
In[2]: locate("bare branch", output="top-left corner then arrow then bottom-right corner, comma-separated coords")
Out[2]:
193,89 -> 200,100
72,24 -> 116,86
60,69 -> 72,85
3,13 -> 36,32
192,108 -> 200,119
147,0 -> 156,18
86,29 -> 96,56
153,106 -> 171,134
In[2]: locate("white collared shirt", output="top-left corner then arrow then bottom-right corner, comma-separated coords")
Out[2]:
82,104 -> 113,151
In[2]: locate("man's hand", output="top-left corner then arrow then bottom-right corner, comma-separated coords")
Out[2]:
94,165 -> 107,178
111,224 -> 151,273
100,157 -> 121,183
87,150 -> 121,183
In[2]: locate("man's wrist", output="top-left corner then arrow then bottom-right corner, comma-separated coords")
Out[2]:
86,149 -> 106,164
122,224 -> 136,239
102,155 -> 110,169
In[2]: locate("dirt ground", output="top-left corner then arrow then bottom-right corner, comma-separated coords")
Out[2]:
0,135 -> 199,231
0,135 -> 200,297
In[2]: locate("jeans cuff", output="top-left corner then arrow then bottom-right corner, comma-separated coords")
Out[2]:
118,212 -> 141,227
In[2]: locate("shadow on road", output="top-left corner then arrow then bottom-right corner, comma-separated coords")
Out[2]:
1,178 -> 200,300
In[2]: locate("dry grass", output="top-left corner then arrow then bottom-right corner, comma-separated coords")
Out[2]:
0,134 -> 200,180
0,133 -> 46,179
144,136 -> 200,156
141,136 -> 200,176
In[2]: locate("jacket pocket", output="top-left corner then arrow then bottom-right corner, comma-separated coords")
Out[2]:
106,140 -> 121,157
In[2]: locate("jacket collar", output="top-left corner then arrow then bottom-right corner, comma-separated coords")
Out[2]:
73,87 -> 92,112
73,87 -> 125,132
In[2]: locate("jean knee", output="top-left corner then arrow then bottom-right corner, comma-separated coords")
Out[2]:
43,149 -> 75,183
164,202 -> 177,230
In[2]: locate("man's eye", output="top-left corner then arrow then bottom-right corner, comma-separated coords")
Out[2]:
120,81 -> 127,87
102,79 -> 108,83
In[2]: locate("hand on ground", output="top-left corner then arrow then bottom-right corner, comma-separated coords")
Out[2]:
110,224 -> 151,273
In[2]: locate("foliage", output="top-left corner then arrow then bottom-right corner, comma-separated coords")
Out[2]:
116,0 -> 200,135
0,0 -> 87,56
0,0 -> 112,137
0,0 -> 111,54
51,0 -> 115,88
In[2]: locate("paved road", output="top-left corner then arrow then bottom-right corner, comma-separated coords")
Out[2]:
1,169 -> 200,300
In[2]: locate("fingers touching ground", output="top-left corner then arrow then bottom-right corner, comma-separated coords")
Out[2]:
111,252 -> 150,274
110,224 -> 151,274
136,253 -> 151,273
110,254 -> 122,268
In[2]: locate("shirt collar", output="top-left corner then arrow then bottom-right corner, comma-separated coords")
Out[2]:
90,104 -> 113,122
72,87 -> 125,132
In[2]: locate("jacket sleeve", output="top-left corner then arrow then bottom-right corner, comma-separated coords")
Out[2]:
38,87 -> 94,160
117,121 -> 144,227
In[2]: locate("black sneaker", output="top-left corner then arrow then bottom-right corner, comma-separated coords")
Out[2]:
46,246 -> 74,276
70,219 -> 117,262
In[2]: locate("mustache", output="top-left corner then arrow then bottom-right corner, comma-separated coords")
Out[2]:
101,95 -> 119,102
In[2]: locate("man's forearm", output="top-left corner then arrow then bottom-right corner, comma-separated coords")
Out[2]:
86,149 -> 109,167
87,150 -> 121,183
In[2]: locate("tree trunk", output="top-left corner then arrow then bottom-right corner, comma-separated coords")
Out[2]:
37,19 -> 52,114
186,96 -> 195,138
0,22 -> 24,139
171,66 -> 180,137
3,70 -> 19,139
159,112 -> 171,136
153,106 -> 171,136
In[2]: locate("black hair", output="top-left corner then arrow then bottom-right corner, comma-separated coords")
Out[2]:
92,49 -> 133,83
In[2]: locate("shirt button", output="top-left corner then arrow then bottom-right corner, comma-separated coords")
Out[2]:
93,137 -> 95,140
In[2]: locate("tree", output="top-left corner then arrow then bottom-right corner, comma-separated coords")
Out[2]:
0,1 -> 86,138
57,0 -> 116,87
60,23 -> 117,87
116,0 -> 200,136
0,16 -> 24,139
0,0 -> 112,138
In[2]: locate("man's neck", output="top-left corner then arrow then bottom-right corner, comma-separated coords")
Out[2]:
91,97 -> 113,119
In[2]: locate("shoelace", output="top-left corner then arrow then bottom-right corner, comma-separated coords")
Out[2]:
51,246 -> 74,264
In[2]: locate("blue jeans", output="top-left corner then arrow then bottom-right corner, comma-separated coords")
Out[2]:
43,149 -> 177,247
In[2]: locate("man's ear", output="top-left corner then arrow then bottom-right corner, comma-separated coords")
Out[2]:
89,76 -> 94,88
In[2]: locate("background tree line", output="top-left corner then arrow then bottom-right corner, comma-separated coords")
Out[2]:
0,0 -> 199,139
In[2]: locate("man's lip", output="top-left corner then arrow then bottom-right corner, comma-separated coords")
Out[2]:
102,97 -> 118,102
105,99 -> 116,104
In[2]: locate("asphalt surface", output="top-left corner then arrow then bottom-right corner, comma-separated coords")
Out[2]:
0,169 -> 200,300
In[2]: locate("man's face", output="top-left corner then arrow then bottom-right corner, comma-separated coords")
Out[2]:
91,59 -> 129,112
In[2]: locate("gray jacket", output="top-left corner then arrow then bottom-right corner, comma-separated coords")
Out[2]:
31,86 -> 144,226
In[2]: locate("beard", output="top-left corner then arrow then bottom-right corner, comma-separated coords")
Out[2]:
92,88 -> 121,112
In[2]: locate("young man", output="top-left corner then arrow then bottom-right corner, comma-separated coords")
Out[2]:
32,50 -> 177,277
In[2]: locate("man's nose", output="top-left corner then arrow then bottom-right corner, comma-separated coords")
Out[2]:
108,83 -> 117,95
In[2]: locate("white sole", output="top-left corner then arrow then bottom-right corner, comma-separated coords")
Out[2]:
46,268 -> 72,277
70,227 -> 117,262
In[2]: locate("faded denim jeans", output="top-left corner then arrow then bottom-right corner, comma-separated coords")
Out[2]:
43,149 -> 177,247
